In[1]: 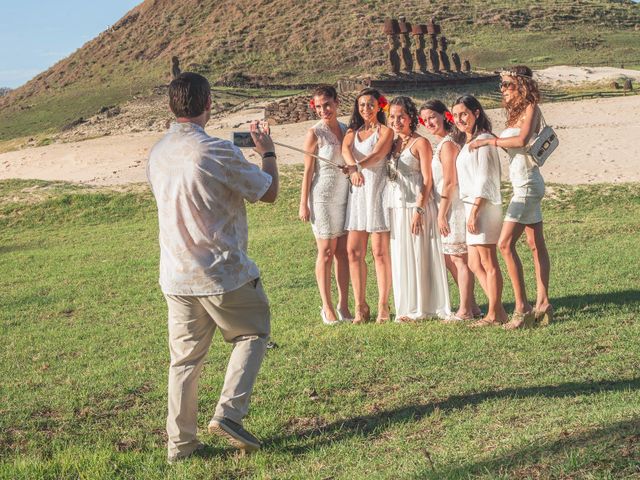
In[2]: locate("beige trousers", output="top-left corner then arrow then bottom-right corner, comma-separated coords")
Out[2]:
164,278 -> 270,458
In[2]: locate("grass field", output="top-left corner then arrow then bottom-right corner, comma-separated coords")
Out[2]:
1,170 -> 639,479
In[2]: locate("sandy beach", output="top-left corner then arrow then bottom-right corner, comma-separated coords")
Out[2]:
1,93 -> 639,186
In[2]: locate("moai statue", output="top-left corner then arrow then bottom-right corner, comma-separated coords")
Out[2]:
412,24 -> 428,74
171,56 -> 181,80
383,18 -> 401,75
398,16 -> 414,74
451,53 -> 462,73
463,60 -> 472,73
426,18 -> 441,73
439,36 -> 452,72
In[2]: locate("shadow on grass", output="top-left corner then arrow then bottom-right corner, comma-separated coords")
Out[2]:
416,417 -> 640,479
553,290 -> 640,311
268,377 -> 640,455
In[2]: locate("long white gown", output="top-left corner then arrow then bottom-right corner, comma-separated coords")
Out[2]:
387,138 -> 451,320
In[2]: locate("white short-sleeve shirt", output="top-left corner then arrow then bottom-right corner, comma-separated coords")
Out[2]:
147,122 -> 272,295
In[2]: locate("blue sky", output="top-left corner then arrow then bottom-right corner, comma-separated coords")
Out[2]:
0,1 -> 141,88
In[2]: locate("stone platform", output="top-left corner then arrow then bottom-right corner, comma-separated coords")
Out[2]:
337,71 -> 499,93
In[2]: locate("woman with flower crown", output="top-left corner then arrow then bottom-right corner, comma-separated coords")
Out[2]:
469,66 -> 552,329
299,85 -> 353,325
342,87 -> 394,324
419,100 -> 482,321
387,96 -> 451,322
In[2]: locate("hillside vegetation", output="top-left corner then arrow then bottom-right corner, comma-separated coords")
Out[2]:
1,0 -> 639,141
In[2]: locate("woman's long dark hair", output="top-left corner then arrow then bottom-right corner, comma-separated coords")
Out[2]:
419,99 -> 464,145
502,65 -> 540,127
389,96 -> 418,132
452,95 -> 492,138
348,87 -> 387,131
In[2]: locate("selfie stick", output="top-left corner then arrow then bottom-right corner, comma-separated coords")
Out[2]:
272,141 -> 343,169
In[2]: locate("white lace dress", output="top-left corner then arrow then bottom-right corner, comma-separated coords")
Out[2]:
387,139 -> 451,320
431,135 -> 467,255
501,127 -> 545,224
456,134 -> 503,245
344,126 -> 389,232
309,121 -> 350,239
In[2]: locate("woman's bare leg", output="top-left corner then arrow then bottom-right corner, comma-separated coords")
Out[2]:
524,223 -> 552,312
315,237 -> 338,321
334,234 -> 352,319
474,244 -> 508,324
347,230 -> 370,321
371,231 -> 392,321
449,253 -> 477,318
498,221 -> 532,313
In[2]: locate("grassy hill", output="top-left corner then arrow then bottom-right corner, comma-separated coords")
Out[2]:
1,0 -> 639,142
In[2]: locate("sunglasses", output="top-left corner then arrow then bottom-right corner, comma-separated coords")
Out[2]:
499,81 -> 516,90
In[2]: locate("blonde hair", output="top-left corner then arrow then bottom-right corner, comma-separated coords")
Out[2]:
502,65 -> 540,127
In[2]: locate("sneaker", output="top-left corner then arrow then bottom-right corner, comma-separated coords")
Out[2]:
167,442 -> 205,464
208,417 -> 261,452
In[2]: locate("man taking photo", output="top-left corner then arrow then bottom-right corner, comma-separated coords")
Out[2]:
147,72 -> 278,463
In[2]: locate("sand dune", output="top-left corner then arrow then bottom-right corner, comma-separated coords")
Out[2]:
1,95 -> 639,186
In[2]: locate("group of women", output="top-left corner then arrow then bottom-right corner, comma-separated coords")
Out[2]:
298,65 -> 553,329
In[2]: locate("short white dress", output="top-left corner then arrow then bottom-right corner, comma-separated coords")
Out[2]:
431,135 -> 467,255
309,121 -> 350,239
387,139 -> 451,320
456,134 -> 503,245
344,126 -> 389,232
501,127 -> 545,224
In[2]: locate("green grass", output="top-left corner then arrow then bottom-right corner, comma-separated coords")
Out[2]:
1,170 -> 639,479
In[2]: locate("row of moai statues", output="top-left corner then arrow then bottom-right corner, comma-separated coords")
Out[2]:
384,17 -> 471,75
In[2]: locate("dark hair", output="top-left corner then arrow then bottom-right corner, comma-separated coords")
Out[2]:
311,85 -> 338,101
419,99 -> 464,145
501,65 -> 540,127
169,72 -> 211,118
348,87 -> 387,131
389,96 -> 419,132
451,95 -> 492,138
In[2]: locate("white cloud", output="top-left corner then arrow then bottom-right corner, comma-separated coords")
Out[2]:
0,68 -> 44,88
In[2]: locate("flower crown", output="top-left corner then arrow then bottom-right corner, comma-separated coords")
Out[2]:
501,69 -> 533,79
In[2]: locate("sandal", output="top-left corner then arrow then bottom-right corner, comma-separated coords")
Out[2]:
469,317 -> 502,328
394,315 -> 416,324
376,304 -> 391,324
352,304 -> 370,325
503,309 -> 535,330
534,305 -> 554,326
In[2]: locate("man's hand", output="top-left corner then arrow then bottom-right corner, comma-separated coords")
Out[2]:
250,120 -> 275,156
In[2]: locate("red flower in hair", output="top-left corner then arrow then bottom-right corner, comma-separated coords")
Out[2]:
418,117 -> 426,126
309,98 -> 316,110
444,111 -> 454,124
377,95 -> 388,110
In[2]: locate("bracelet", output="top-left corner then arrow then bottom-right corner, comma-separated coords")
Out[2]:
262,151 -> 276,159
415,206 -> 425,215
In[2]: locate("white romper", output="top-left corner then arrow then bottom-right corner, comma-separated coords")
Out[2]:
501,127 -> 545,224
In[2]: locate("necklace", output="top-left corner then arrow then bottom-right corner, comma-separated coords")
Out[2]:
388,135 -> 412,182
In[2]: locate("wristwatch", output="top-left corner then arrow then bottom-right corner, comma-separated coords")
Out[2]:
416,206 -> 425,215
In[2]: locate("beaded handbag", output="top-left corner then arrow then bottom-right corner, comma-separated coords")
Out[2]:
527,112 -> 558,167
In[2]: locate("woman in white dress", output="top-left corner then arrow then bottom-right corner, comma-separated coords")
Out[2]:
342,88 -> 394,324
419,100 -> 481,321
299,85 -> 352,325
470,66 -> 552,328
387,97 -> 451,321
452,95 -> 508,327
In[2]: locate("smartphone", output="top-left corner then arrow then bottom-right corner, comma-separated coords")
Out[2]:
232,132 -> 255,148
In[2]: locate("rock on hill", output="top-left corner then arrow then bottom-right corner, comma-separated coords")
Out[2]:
1,0 -> 639,140
0,88 -> 11,97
